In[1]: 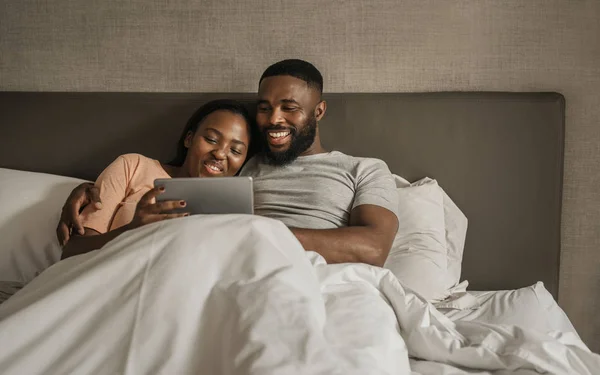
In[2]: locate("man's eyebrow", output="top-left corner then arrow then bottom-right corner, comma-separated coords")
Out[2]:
257,99 -> 301,106
281,99 -> 300,105
205,127 -> 247,147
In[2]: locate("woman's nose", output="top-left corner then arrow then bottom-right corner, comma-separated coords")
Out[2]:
212,146 -> 227,159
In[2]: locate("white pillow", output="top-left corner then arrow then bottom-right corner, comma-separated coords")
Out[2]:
384,178 -> 450,301
394,175 -> 469,290
406,177 -> 468,289
439,184 -> 468,289
0,168 -> 87,282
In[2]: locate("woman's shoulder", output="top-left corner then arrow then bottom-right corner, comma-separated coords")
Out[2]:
101,153 -> 167,182
100,153 -> 170,190
120,153 -> 169,177
116,153 -> 157,166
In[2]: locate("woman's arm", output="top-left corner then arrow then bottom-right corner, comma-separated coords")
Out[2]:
60,186 -> 189,260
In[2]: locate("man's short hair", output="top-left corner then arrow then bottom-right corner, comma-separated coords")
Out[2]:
259,59 -> 323,95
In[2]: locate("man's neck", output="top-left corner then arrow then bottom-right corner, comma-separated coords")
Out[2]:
299,134 -> 327,157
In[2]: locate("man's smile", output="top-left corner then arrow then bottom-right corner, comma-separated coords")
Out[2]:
266,129 -> 292,147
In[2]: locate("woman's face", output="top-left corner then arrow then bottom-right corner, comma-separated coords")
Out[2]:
184,110 -> 250,177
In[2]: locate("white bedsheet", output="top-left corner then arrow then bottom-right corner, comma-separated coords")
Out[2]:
443,285 -> 579,338
409,359 -> 544,375
0,215 -> 598,374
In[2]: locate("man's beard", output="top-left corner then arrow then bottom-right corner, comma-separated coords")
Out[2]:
261,116 -> 317,166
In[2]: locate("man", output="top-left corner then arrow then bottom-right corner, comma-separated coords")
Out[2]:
57,59 -> 399,266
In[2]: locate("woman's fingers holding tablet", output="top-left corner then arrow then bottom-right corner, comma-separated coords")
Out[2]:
151,199 -> 187,214
138,186 -> 165,206
129,187 -> 190,229
139,187 -> 188,214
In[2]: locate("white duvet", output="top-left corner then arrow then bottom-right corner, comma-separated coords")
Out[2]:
0,215 -> 598,375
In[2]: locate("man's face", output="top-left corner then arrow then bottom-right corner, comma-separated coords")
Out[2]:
256,75 -> 321,165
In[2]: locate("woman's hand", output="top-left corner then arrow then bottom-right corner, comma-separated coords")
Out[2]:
127,186 -> 190,230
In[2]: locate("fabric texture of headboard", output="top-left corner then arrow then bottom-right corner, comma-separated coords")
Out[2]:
0,92 -> 565,297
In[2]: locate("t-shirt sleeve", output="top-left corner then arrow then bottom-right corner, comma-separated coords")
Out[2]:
80,155 -> 131,234
352,159 -> 399,218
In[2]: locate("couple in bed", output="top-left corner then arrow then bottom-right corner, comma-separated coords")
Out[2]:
58,59 -> 400,265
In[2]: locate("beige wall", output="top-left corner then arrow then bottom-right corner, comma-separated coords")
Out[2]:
2,0 -> 599,351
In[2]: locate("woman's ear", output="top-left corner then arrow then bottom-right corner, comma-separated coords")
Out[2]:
184,131 -> 194,149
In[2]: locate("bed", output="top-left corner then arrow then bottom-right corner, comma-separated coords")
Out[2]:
1,91 -> 597,374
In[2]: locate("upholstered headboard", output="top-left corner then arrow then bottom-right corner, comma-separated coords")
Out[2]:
0,92 -> 565,297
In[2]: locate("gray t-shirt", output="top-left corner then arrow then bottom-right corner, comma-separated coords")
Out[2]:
239,151 -> 398,229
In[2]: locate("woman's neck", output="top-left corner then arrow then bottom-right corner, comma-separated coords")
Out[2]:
161,164 -> 190,178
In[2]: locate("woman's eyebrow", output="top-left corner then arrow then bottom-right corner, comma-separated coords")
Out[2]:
205,127 -> 223,136
231,139 -> 247,147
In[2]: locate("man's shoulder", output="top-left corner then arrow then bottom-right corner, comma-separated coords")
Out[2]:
239,155 -> 262,176
329,151 -> 392,175
239,151 -> 392,177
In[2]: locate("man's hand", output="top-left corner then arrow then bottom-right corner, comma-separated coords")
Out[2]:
56,182 -> 102,246
60,186 -> 189,260
126,187 -> 189,230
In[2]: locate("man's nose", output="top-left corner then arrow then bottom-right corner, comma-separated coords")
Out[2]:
269,107 -> 285,125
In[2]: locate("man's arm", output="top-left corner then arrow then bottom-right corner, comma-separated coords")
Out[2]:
61,227 -> 128,260
61,186 -> 189,260
290,204 -> 398,267
56,183 -> 103,246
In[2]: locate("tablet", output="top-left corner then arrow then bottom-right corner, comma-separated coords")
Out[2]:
153,177 -> 254,215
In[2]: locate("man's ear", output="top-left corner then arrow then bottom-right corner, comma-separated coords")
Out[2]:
315,100 -> 327,121
184,131 -> 194,149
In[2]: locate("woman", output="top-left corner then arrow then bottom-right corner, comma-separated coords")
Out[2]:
61,99 -> 255,260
